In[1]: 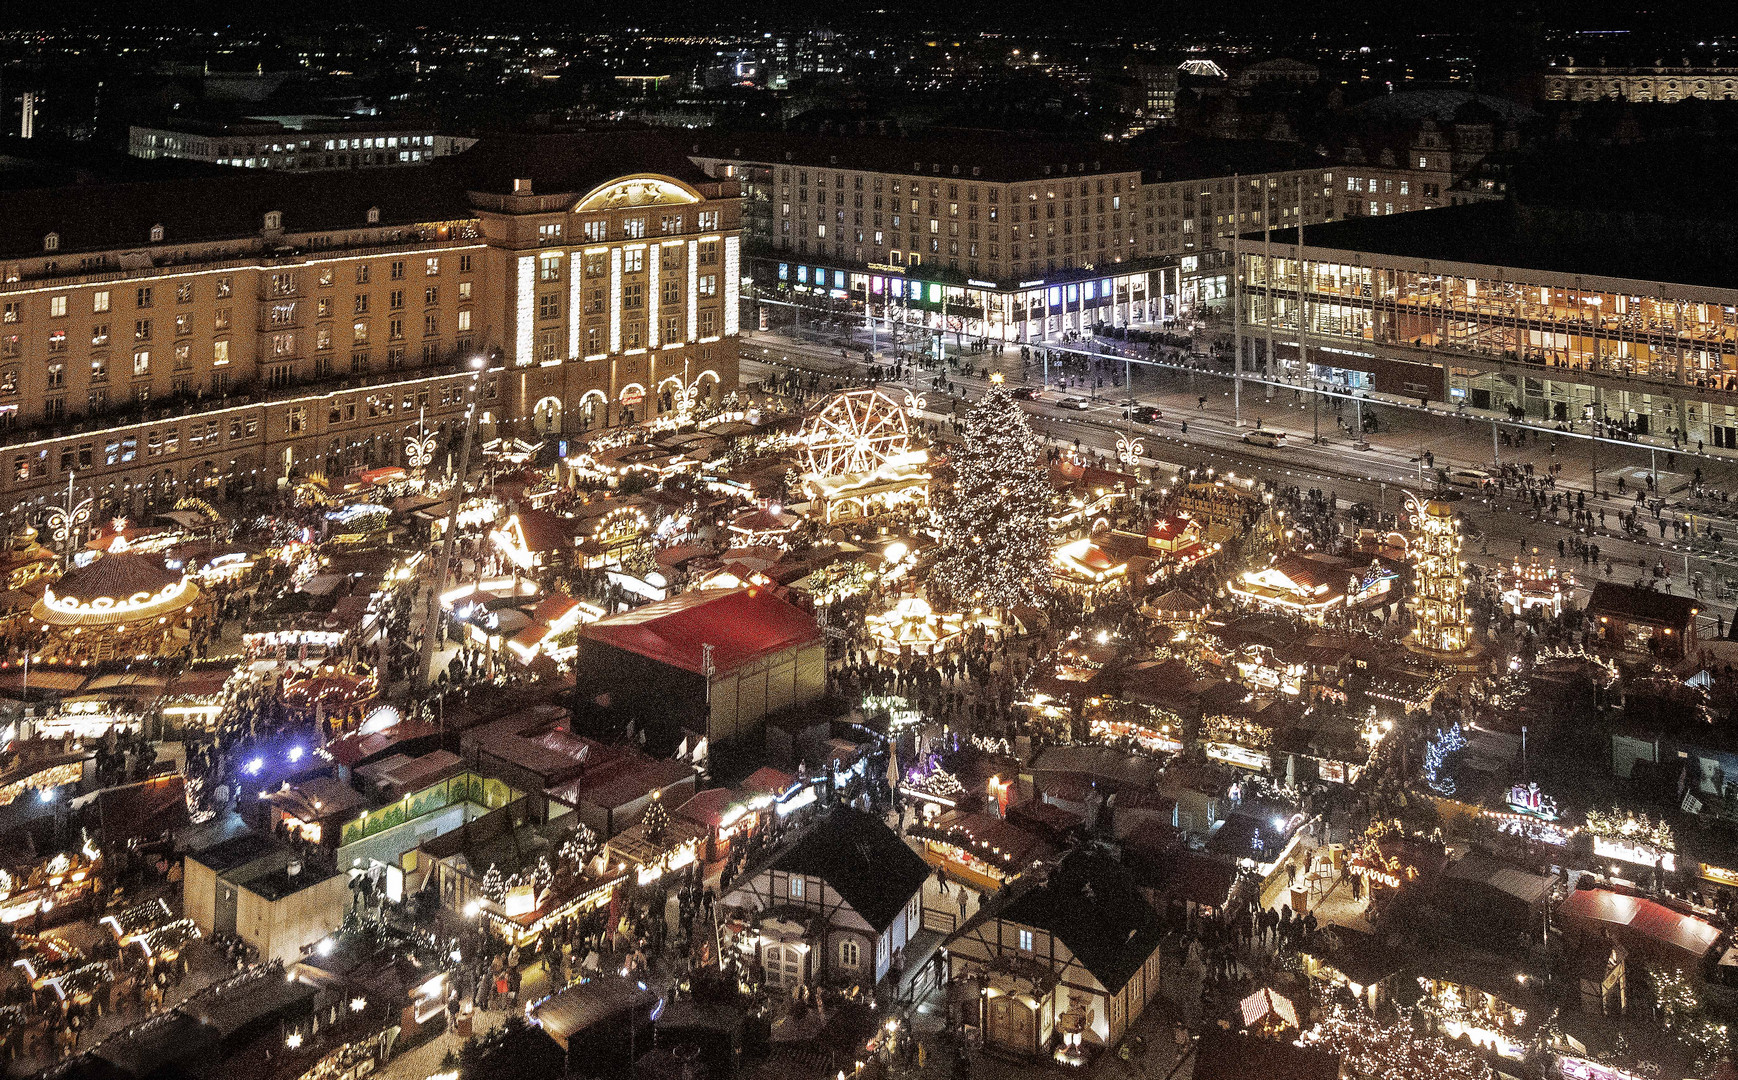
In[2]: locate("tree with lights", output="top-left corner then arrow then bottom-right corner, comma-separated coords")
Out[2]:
931,379 -> 1054,612
642,791 -> 671,849
480,863 -> 506,904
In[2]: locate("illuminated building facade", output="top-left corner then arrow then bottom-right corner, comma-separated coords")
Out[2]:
1235,195 -> 1738,445
0,133 -> 740,519
1540,64 -> 1738,103
691,133 -> 1341,341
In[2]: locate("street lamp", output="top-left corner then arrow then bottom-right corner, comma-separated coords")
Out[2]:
417,356 -> 489,695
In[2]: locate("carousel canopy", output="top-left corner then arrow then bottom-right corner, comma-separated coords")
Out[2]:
33,550 -> 199,626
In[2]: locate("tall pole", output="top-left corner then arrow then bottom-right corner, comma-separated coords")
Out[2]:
418,360 -> 488,694
1263,202 -> 1275,400
1232,174 -> 1243,428
1298,187 -> 1313,442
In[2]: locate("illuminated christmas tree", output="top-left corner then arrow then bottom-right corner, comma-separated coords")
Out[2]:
480,863 -> 506,904
560,824 -> 600,869
642,791 -> 671,849
932,378 -> 1054,611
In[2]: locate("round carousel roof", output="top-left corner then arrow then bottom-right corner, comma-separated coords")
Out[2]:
32,552 -> 199,626
279,670 -> 378,711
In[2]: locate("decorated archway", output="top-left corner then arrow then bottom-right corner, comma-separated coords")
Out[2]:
656,377 -> 683,414
533,396 -> 564,435
578,391 -> 607,432
619,383 -> 646,427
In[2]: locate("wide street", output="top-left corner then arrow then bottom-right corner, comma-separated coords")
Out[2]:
740,325 -> 1738,638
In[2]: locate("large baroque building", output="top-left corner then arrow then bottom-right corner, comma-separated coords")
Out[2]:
0,132 -> 741,520
691,132 -> 1347,343
1540,64 -> 1738,103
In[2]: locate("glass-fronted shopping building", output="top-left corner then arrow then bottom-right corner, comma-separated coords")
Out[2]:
1236,203 -> 1738,447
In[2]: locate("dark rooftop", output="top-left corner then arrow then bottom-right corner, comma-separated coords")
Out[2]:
242,861 -> 343,902
997,850 -> 1164,993
1193,1029 -> 1341,1080
189,831 -> 283,874
769,807 -> 930,932
1586,581 -> 1700,628
0,130 -> 727,261
1256,140 -> 1738,292
695,129 -> 1142,183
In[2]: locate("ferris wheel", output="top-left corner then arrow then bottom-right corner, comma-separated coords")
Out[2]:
800,388 -> 911,477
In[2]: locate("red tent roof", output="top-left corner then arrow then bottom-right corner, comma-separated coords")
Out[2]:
581,587 -> 819,676
1558,887 -> 1721,960
741,766 -> 798,797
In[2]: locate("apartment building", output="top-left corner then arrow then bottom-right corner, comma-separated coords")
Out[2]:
692,132 -> 1338,342
129,117 -> 477,171
0,132 -> 740,518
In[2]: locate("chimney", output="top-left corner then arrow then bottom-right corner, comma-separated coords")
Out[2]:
513,178 -> 533,194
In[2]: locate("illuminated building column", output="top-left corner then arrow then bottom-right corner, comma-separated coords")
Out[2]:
648,244 -> 661,349
687,240 -> 699,343
514,255 -> 535,366
609,248 -> 623,354
567,251 -> 582,360
724,236 -> 741,337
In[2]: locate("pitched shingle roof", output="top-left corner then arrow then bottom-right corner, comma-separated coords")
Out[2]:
769,808 -> 929,932
997,850 -> 1163,993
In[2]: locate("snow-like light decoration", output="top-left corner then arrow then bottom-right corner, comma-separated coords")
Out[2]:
931,380 -> 1054,612
1423,722 -> 1467,795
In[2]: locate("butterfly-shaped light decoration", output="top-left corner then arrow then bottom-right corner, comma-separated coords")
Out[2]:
903,389 -> 927,414
42,497 -> 93,545
405,431 -> 437,471
1116,432 -> 1145,466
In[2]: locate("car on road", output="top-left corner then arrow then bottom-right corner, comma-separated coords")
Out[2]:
1446,467 -> 1492,489
1011,386 -> 1041,401
1128,405 -> 1164,425
1242,429 -> 1286,448
1056,397 -> 1093,411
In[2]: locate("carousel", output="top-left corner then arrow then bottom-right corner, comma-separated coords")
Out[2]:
278,663 -> 381,735
866,596 -> 970,658
29,535 -> 201,661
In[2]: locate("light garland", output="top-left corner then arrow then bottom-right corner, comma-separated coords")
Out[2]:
1585,807 -> 1674,851
1299,1000 -> 1493,1080
1423,723 -> 1467,795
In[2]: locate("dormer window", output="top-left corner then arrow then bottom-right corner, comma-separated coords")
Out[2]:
43,233 -> 58,253
150,224 -> 164,242
264,211 -> 282,231
367,207 -> 380,224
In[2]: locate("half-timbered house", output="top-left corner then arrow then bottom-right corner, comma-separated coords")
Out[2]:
945,851 -> 1164,1058
719,807 -> 930,991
